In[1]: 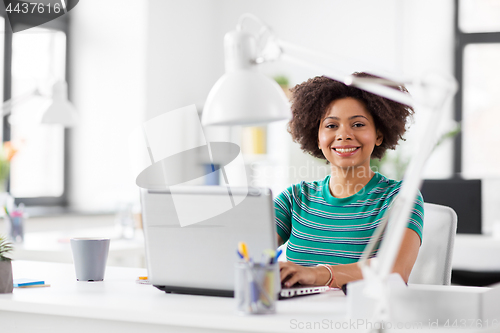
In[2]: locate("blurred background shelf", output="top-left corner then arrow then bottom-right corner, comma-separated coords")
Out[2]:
0,214 -> 145,268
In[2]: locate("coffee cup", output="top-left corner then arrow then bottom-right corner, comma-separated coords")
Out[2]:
70,238 -> 110,281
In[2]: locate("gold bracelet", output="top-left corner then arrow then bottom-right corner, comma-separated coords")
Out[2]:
317,264 -> 333,287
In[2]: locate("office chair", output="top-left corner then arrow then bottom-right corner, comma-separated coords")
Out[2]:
408,203 -> 458,285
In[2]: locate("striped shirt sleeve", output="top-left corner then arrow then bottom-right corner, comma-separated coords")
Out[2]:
407,191 -> 425,244
274,186 -> 294,243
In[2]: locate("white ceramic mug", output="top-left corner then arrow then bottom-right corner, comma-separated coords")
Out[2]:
70,238 -> 110,281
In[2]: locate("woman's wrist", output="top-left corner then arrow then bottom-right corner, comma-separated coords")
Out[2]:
329,265 -> 341,288
315,264 -> 333,286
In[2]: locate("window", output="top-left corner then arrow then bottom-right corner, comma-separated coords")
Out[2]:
462,44 -> 500,178
10,28 -> 66,198
454,0 -> 500,178
459,0 -> 500,33
1,11 -> 69,206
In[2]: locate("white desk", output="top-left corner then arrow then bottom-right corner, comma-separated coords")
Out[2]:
0,261 -> 357,333
2,261 -> 495,333
453,235 -> 500,271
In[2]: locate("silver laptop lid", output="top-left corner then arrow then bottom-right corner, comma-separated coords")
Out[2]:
140,186 -> 278,294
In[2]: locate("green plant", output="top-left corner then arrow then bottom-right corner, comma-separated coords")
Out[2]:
434,123 -> 461,150
0,235 -> 13,261
274,75 -> 290,87
0,156 -> 9,185
0,141 -> 17,187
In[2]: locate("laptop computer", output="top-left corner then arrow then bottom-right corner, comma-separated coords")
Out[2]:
140,186 -> 329,299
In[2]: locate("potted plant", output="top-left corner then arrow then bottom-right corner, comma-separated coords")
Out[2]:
0,235 -> 13,293
274,75 -> 291,99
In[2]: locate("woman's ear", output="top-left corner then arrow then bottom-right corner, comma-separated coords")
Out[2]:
375,130 -> 383,146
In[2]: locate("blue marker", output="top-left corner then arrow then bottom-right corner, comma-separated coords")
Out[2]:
274,249 -> 283,263
236,250 -> 245,260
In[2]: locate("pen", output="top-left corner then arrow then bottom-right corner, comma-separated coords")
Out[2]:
238,242 -> 250,262
274,249 -> 283,263
236,250 -> 244,260
3,206 -> 10,218
262,249 -> 276,265
245,263 -> 260,312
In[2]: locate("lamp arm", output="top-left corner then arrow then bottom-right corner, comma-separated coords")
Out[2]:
273,39 -> 415,107
359,70 -> 458,274
236,14 -> 415,106
2,87 -> 40,117
370,101 -> 455,279
280,52 -> 415,107
237,13 -> 269,33
353,75 -> 457,326
357,102 -> 440,269
236,13 -> 413,93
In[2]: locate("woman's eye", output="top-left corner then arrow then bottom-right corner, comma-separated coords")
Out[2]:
326,124 -> 337,129
353,123 -> 365,128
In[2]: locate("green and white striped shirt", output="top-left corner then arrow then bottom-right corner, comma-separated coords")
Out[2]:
274,172 -> 424,266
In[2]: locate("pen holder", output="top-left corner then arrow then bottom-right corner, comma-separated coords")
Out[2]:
234,262 -> 277,315
5,215 -> 24,243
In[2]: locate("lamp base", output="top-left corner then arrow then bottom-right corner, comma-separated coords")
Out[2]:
347,276 -> 500,327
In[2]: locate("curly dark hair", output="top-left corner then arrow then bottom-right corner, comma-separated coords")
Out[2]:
287,73 -> 414,160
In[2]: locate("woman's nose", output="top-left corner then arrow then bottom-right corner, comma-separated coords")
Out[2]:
336,124 -> 352,140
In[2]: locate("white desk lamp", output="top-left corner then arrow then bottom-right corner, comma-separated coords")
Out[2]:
202,16 -> 291,126
2,80 -> 78,127
202,14 -> 500,328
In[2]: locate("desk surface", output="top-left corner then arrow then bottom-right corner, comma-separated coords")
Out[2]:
1,261 -> 493,333
0,261 -> 351,333
453,234 -> 500,271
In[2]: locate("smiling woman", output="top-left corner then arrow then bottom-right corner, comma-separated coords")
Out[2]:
275,73 -> 423,289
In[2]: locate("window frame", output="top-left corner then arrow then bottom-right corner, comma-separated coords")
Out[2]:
0,6 -> 71,207
453,0 -> 500,175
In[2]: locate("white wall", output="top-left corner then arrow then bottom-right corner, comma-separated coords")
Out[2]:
68,0 -> 147,212
68,0 -> 455,211
145,0 -> 223,120
145,0 -> 225,168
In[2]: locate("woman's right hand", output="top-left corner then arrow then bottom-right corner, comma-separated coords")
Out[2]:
279,262 -> 330,287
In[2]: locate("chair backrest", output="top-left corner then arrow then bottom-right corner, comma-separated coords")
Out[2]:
408,202 -> 458,285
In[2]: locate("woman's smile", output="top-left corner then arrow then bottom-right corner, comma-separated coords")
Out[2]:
331,145 -> 360,156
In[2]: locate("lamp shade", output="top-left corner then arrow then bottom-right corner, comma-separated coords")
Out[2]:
202,70 -> 291,126
41,81 -> 78,127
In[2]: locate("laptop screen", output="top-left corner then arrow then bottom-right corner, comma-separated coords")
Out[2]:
140,186 -> 279,296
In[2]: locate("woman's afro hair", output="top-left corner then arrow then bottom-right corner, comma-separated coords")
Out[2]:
287,73 -> 414,160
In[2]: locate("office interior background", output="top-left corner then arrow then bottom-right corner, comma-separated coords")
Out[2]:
0,0 -> 499,283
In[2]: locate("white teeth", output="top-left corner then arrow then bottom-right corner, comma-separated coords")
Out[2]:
335,147 -> 357,153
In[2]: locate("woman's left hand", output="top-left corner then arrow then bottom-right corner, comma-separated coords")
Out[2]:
279,262 -> 321,287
